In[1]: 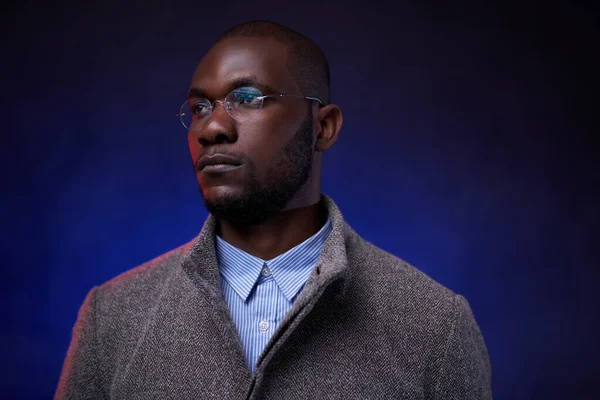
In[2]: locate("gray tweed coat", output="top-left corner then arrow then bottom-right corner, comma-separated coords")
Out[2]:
56,195 -> 492,399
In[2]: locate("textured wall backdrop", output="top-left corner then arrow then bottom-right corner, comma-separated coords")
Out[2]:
2,1 -> 597,399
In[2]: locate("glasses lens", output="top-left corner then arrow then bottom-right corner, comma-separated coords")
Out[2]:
225,87 -> 264,122
179,98 -> 211,130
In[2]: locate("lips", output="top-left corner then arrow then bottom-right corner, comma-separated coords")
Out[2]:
196,153 -> 243,171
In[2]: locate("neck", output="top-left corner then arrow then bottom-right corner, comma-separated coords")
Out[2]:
217,198 -> 327,260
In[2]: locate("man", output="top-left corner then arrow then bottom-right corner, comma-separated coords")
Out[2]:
56,21 -> 492,399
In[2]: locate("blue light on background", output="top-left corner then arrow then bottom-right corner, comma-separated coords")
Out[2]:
2,2 -> 597,399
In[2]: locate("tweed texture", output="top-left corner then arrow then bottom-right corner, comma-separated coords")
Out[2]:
55,195 -> 492,399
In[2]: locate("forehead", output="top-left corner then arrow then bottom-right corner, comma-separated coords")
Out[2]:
190,36 -> 299,97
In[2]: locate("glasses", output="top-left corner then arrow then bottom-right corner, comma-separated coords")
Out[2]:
177,86 -> 323,130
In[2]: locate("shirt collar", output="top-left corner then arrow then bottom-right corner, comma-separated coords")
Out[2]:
216,215 -> 332,302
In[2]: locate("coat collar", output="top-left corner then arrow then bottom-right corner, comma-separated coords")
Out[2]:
180,194 -> 351,299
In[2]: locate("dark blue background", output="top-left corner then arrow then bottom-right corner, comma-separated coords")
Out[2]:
2,1 -> 597,399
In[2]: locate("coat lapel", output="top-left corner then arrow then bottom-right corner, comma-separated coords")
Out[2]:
112,215 -> 251,399
113,195 -> 352,399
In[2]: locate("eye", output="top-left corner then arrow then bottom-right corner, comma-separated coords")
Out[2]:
230,87 -> 263,108
188,99 -> 211,118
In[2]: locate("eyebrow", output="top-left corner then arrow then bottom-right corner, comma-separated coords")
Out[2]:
187,75 -> 279,99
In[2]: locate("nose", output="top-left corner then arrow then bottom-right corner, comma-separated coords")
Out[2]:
193,102 -> 238,146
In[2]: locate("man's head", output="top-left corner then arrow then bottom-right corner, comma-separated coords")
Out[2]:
186,21 -> 342,225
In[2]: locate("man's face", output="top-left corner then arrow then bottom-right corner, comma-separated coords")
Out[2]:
187,37 -> 316,225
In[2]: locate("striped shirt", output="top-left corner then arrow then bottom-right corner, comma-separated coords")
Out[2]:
216,216 -> 332,373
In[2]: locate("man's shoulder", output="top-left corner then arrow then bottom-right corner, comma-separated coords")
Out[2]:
345,228 -> 458,315
344,231 -> 471,346
97,240 -> 194,300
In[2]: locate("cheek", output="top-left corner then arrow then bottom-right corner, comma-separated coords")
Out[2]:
188,132 -> 200,162
240,116 -> 297,153
239,129 -> 286,175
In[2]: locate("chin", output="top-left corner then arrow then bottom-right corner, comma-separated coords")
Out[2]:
201,184 -> 289,225
200,185 -> 244,205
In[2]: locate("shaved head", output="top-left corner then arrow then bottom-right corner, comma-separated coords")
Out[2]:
215,20 -> 331,105
188,20 -> 343,225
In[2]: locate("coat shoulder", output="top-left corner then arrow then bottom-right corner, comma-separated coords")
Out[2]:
96,240 -> 194,311
344,227 -> 459,321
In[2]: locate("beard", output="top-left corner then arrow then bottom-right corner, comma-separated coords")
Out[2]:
202,110 -> 314,225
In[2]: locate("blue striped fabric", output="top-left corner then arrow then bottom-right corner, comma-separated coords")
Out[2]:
216,216 -> 332,373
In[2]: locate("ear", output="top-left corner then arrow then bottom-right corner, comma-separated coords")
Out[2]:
314,104 -> 343,152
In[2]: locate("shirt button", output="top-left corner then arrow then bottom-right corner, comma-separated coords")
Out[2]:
261,267 -> 271,277
259,320 -> 269,333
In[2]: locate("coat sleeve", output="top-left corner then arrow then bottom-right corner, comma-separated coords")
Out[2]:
432,294 -> 493,399
55,287 -> 106,400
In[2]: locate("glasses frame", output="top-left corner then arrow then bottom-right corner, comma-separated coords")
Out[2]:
178,88 -> 324,130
